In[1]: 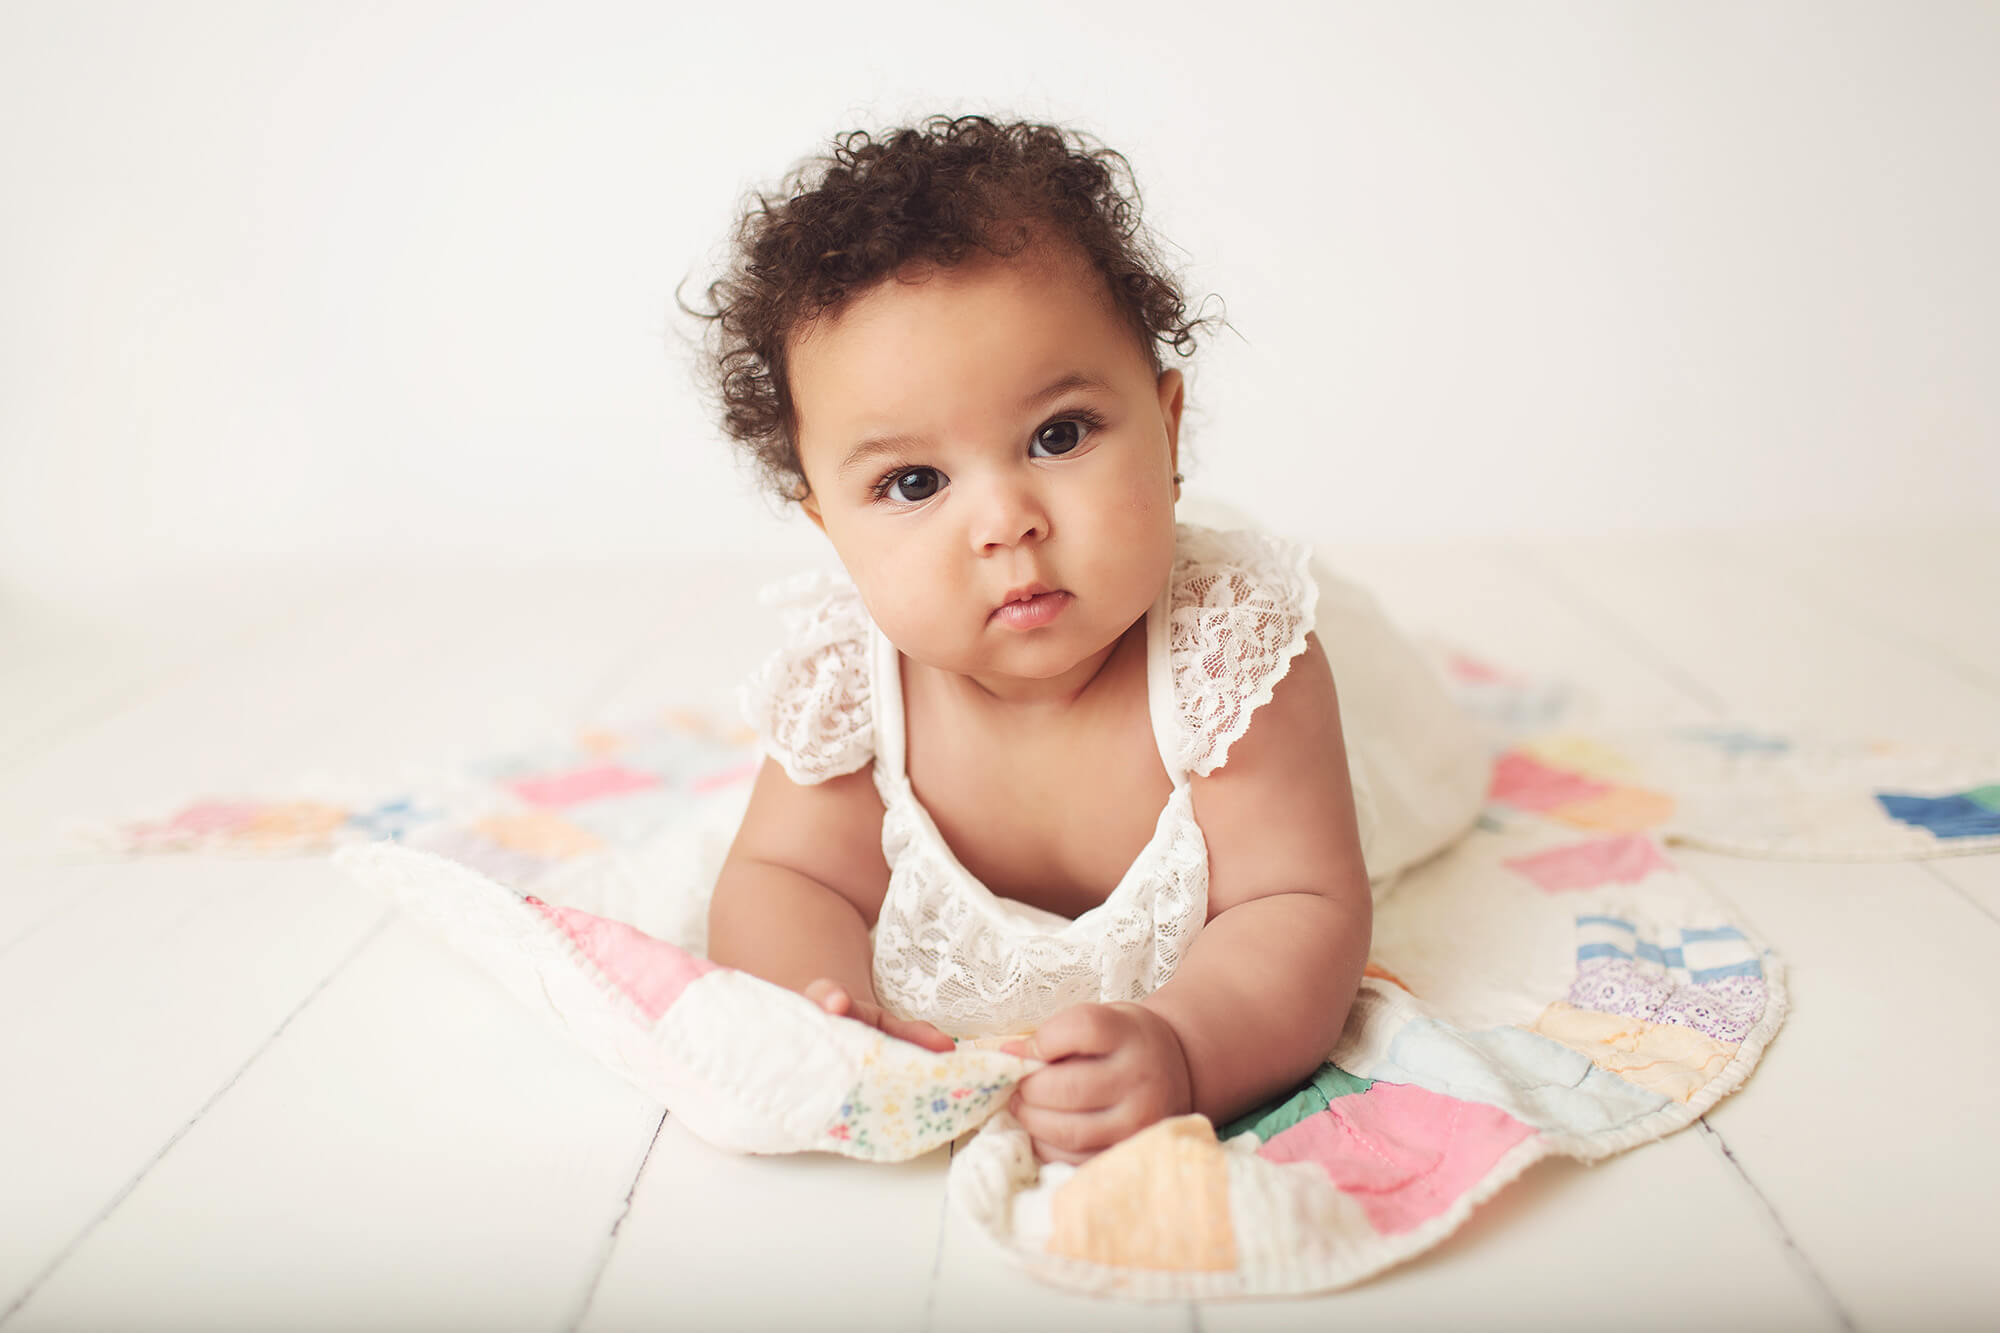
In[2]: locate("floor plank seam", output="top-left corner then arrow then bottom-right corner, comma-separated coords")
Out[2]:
1920,860 -> 2000,928
920,1140 -> 953,1333
1501,544 -> 1731,719
0,907 -> 396,1329
1693,1119 -> 1858,1333
0,877 -> 117,969
561,1107 -> 670,1333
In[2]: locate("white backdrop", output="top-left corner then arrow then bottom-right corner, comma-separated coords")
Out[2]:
3,0 -> 1995,601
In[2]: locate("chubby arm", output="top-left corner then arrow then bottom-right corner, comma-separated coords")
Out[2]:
1005,633 -> 1372,1158
1148,632 -> 1373,1121
708,758 -> 954,1050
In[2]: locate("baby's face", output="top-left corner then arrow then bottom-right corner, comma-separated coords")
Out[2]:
789,242 -> 1183,698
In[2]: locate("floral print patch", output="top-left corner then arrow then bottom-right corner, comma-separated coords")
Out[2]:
1567,957 -> 1767,1044
819,1045 -> 1021,1158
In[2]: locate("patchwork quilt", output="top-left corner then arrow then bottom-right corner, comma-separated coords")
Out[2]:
76,642 -> 2000,1298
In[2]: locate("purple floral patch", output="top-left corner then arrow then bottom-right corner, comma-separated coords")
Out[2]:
1567,958 -> 1766,1044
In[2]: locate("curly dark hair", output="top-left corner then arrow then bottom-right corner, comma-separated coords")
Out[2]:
684,114 -> 1215,502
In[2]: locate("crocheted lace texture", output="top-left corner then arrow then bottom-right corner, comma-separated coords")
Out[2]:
1167,526 -> 1320,778
871,782 -> 1211,1037
743,525 -> 1318,1036
738,572 -> 875,785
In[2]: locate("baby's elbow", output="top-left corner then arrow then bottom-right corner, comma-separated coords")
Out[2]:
1307,882 -> 1371,972
704,857 -> 762,969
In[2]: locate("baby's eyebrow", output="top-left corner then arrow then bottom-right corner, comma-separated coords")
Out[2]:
1021,372 -> 1112,408
838,432 -> 925,479
835,372 -> 1113,478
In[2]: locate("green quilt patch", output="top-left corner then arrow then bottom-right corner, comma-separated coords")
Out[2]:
1218,1063 -> 1372,1142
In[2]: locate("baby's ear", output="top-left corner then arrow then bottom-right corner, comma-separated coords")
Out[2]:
792,479 -> 828,534
1157,367 -> 1186,458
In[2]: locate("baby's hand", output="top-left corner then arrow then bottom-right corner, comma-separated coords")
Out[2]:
802,978 -> 956,1053
1000,1003 -> 1193,1165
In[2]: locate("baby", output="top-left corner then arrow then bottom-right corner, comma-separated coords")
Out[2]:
693,116 -> 1483,1165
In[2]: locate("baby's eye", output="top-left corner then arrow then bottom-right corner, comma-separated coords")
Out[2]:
1030,419 -> 1090,458
881,467 -> 943,503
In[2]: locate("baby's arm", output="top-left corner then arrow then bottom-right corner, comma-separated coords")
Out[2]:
1146,635 -> 1373,1120
708,758 -> 953,1051
1005,634 -> 1372,1157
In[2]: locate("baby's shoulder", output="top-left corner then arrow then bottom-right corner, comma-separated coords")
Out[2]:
738,571 -> 875,784
1165,523 -> 1320,778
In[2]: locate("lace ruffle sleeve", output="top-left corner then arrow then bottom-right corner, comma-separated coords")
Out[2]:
738,572 -> 876,785
1167,525 -> 1320,778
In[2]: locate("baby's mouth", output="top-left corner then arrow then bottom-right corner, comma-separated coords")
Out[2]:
990,588 -> 1073,630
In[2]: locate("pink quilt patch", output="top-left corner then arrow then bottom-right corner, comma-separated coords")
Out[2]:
1489,751 -> 1612,812
1446,652 -> 1511,684
509,764 -> 663,808
1257,1081 -> 1537,1235
162,800 -> 263,836
1502,833 -> 1673,892
525,897 -> 717,1023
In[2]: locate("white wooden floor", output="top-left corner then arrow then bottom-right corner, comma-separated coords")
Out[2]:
3,520 -> 1996,1332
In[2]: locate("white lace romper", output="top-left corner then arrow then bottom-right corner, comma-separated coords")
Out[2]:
742,522 -> 1492,1038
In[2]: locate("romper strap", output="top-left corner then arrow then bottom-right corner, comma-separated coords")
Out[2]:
871,622 -> 909,782
1144,581 -> 1185,785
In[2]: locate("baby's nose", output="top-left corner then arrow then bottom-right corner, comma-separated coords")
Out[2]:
970,479 -> 1050,551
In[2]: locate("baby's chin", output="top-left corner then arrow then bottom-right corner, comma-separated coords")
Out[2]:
893,623 -> 1136,687
899,643 -> 1096,682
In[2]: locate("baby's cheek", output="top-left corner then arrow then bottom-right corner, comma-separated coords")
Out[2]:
1092,519 -> 1176,613
859,591 -> 960,667
878,621 -> 975,677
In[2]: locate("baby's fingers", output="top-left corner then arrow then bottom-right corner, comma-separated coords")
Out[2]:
804,980 -> 955,1053
880,1013 -> 956,1053
1009,1101 -> 1124,1164
802,978 -> 855,1016
1015,1003 -> 1129,1063
1012,1057 -> 1113,1113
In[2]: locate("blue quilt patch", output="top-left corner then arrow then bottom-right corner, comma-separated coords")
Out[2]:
1875,792 -> 2000,839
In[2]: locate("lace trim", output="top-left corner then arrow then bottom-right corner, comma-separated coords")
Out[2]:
738,572 -> 875,785
1168,526 -> 1320,778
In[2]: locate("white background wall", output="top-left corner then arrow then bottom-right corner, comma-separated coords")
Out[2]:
2,0 -> 1995,602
